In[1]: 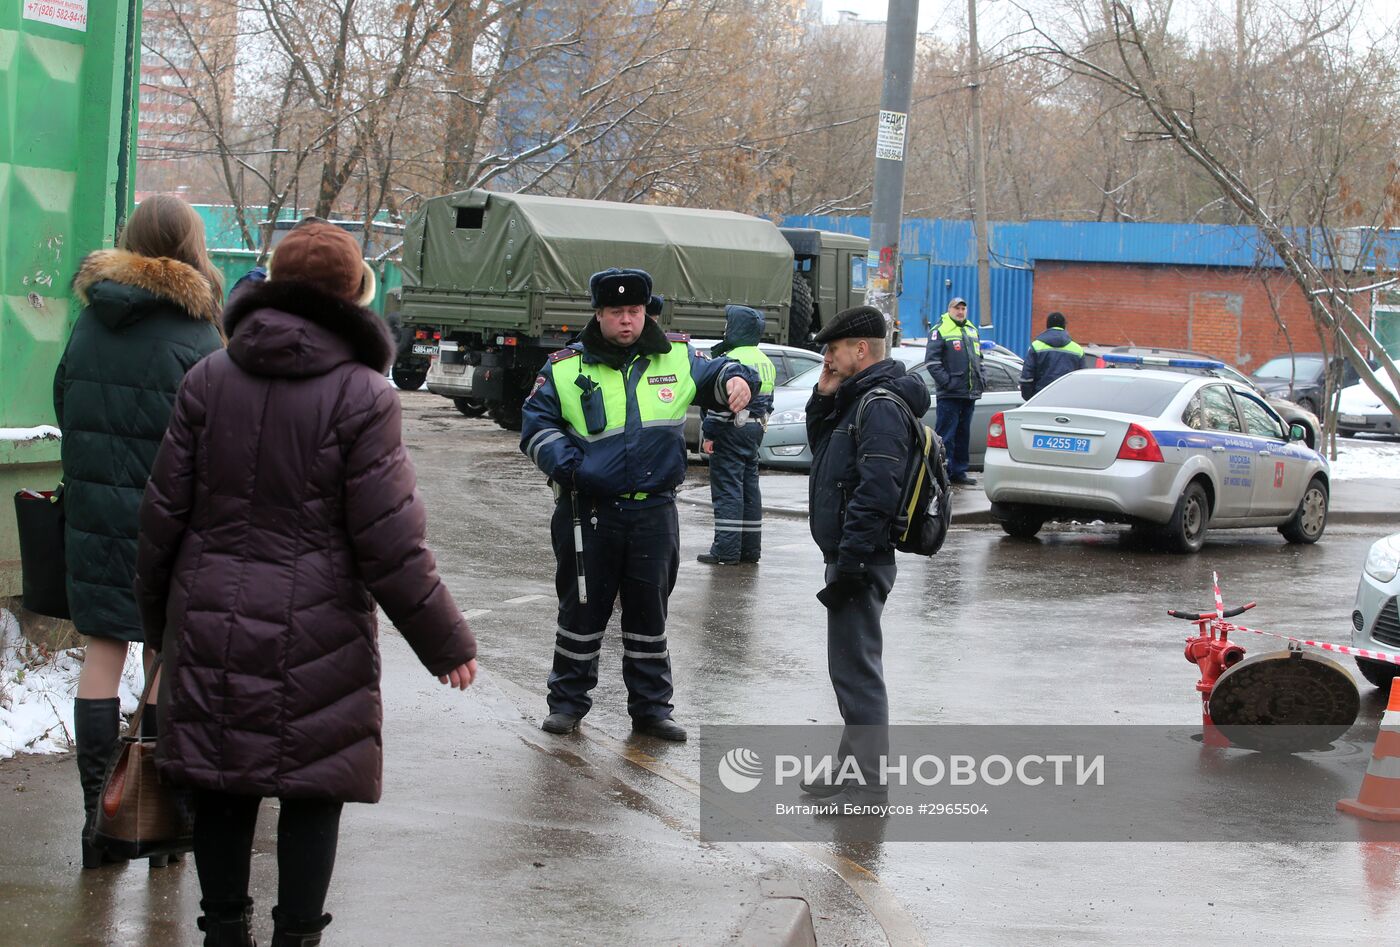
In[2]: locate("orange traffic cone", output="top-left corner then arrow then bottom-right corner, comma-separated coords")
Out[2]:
1338,677 -> 1400,821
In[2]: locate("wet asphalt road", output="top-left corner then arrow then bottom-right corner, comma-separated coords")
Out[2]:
4,388 -> 1398,945
404,392 -> 1400,945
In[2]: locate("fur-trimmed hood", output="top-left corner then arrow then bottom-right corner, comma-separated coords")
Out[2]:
73,249 -> 221,326
223,278 -> 393,378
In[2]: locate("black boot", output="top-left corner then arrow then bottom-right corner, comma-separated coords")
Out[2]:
74,697 -> 122,870
197,898 -> 256,947
271,907 -> 332,946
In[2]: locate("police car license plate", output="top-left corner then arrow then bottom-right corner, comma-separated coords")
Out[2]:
1032,433 -> 1091,453
411,343 -> 437,355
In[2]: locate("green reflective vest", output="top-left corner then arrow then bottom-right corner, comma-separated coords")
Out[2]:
1031,337 -> 1084,357
550,342 -> 695,439
724,345 -> 775,394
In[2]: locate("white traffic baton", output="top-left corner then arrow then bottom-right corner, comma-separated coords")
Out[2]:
571,489 -> 588,605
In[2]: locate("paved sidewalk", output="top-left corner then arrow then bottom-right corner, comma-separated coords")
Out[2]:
679,471 -> 1399,527
0,633 -> 866,946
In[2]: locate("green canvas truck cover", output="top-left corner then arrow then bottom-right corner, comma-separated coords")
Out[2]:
402,190 -> 793,309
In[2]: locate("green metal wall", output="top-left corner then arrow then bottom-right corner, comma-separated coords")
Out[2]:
208,250 -> 404,317
1,3 -> 140,595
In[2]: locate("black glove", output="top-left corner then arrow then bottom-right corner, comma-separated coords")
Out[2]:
551,462 -> 577,491
816,569 -> 868,607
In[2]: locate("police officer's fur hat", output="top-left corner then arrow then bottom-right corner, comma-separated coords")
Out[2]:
589,268 -> 653,309
646,294 -> 664,317
813,305 -> 888,345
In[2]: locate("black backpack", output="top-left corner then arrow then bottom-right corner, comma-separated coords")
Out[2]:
854,388 -> 953,556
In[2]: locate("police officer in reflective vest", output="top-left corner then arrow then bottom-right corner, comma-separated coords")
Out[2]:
1019,311 -> 1083,398
521,268 -> 758,740
699,305 -> 775,565
924,296 -> 985,485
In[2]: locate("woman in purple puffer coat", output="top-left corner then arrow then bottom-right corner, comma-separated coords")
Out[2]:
136,223 -> 477,947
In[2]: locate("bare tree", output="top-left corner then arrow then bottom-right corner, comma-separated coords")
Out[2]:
1015,0 -> 1400,433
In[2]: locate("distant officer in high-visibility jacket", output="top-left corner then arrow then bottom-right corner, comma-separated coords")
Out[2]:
699,305 -> 775,565
520,268 -> 758,741
1019,311 -> 1084,398
924,297 -> 985,485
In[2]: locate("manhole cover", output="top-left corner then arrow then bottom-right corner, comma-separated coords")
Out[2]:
1209,649 -> 1360,752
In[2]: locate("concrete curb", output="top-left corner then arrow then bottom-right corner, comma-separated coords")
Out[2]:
679,491 -> 1397,529
732,880 -> 818,947
677,489 -> 998,527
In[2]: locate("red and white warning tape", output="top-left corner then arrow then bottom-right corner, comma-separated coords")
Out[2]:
1218,621 -> 1400,668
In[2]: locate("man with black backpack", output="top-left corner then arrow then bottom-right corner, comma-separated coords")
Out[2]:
802,306 -> 931,809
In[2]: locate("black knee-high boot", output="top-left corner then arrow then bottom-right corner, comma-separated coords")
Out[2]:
73,697 -> 122,870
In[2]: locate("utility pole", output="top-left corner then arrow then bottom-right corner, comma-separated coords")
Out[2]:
866,0 -> 920,345
967,0 -> 992,329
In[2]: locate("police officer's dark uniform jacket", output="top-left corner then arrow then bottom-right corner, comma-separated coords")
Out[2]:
1019,325 -> 1083,398
520,269 -> 757,727
925,311 -> 985,401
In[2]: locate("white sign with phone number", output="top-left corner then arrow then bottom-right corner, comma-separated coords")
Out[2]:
23,0 -> 88,32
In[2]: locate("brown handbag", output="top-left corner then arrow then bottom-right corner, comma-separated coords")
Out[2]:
93,659 -> 194,859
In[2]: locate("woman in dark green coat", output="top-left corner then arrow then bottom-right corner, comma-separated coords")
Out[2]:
54,194 -> 225,869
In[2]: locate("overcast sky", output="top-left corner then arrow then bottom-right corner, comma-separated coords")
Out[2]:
820,0 -> 1396,50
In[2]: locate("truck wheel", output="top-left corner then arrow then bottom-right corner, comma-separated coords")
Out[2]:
454,398 -> 488,418
392,365 -> 427,391
1356,657 -> 1400,689
489,402 -> 523,431
789,274 -> 815,349
1280,476 -> 1328,544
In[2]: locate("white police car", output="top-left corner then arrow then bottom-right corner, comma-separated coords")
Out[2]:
1351,533 -> 1400,688
984,356 -> 1330,553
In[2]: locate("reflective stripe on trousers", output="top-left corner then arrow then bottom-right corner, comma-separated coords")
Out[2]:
547,495 -> 679,721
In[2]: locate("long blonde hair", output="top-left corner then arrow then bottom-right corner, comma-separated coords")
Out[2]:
119,194 -> 225,306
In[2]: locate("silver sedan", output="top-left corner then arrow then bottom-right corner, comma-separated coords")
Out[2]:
758,347 -> 1026,470
983,369 -> 1330,553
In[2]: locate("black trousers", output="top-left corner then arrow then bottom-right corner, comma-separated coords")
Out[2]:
707,421 -> 765,562
823,562 -> 896,790
193,789 -> 342,921
549,495 -> 679,721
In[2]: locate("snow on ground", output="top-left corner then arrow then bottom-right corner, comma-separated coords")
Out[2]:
0,610 -> 143,760
1329,437 -> 1400,480
0,426 -> 60,440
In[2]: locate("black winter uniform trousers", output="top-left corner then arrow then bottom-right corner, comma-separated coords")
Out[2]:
707,420 -> 765,562
549,494 -> 679,721
822,561 -> 897,788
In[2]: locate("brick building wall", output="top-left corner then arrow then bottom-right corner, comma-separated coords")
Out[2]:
1032,261 -> 1370,371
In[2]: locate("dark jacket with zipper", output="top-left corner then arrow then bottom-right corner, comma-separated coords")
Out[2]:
806,359 -> 931,573
135,280 -> 476,803
54,250 -> 224,641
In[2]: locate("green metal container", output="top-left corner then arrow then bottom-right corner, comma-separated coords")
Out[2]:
1,4 -> 142,595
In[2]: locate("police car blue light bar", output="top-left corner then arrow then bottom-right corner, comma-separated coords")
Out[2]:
1100,353 -> 1225,369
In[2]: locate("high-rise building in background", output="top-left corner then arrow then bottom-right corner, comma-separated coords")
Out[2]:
136,0 -> 238,203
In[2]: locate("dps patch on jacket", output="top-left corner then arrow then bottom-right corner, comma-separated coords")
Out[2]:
647,373 -> 678,385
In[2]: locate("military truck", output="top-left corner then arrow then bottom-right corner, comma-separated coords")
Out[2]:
394,189 -> 867,429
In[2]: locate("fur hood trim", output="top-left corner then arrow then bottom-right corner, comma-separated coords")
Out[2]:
73,249 -> 221,323
223,279 -> 393,372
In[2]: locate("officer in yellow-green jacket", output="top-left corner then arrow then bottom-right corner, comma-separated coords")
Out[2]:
924,297 -> 985,485
520,268 -> 758,741
699,305 -> 776,565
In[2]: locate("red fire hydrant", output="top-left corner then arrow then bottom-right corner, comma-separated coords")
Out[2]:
1173,602 -> 1253,747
